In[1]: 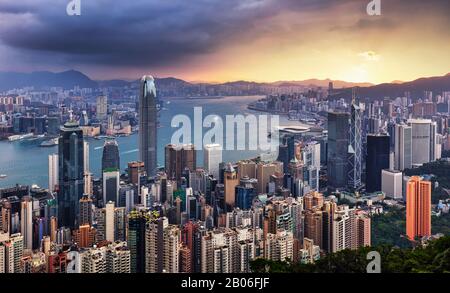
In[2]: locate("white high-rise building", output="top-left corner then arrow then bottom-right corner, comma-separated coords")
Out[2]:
264,230 -> 294,262
394,124 -> 412,171
84,141 -> 90,173
48,154 -> 58,192
20,197 -> 33,250
105,202 -> 115,242
204,144 -> 222,180
381,169 -> 403,200
408,119 -> 437,165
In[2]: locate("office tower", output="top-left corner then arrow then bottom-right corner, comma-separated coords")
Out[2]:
204,144 -> 222,180
20,197 -> 33,250
83,141 -> 90,173
145,217 -> 180,273
348,100 -> 362,190
256,162 -> 279,194
127,210 -> 147,273
96,95 -> 108,120
102,169 -> 120,204
237,160 -> 257,179
139,76 -> 158,176
185,188 -> 196,220
264,230 -> 294,262
235,176 -> 257,210
408,119 -> 436,165
394,124 -> 412,170
165,144 -> 196,181
125,189 -> 135,213
356,212 -> 371,248
58,120 -> 84,229
102,139 -> 120,172
288,156 -> 303,181
224,163 -> 239,211
327,112 -> 349,191
79,195 -> 93,226
406,176 -> 431,240
114,207 -> 126,242
381,169 -> 403,200
128,161 -> 144,185
366,134 -> 390,193
48,154 -> 58,193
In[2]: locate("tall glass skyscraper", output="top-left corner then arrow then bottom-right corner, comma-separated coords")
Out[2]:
348,101 -> 362,191
366,134 -> 390,193
58,120 -> 84,229
327,112 -> 349,191
139,76 -> 158,176
101,139 -> 120,172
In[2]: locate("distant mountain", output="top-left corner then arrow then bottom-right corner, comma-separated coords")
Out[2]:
1,70 -> 448,100
330,73 -> 450,100
0,70 -> 97,90
270,79 -> 373,88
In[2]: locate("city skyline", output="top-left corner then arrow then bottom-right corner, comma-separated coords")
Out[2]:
0,1 -> 449,84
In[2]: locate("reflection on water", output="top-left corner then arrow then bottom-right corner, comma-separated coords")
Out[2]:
0,96 -> 305,188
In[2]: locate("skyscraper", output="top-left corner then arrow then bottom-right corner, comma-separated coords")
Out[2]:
204,144 -> 222,180
394,124 -> 412,171
408,119 -> 436,165
127,210 -> 147,273
96,96 -> 108,120
102,139 -> 120,172
58,120 -> 84,229
348,100 -> 362,191
165,144 -> 196,181
83,141 -> 90,173
366,134 -> 390,193
20,196 -> 33,250
406,176 -> 431,240
139,76 -> 158,176
48,154 -> 58,193
102,169 -> 120,205
223,163 -> 239,211
327,112 -> 349,191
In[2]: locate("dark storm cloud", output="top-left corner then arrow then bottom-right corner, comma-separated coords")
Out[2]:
0,0 -> 448,71
0,0 -> 353,69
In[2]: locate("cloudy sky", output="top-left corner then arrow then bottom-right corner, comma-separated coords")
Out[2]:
0,0 -> 449,83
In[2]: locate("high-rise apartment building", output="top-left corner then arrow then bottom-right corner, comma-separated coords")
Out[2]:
406,176 -> 431,240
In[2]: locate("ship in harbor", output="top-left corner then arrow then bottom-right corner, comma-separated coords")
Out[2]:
0,174 -> 7,179
39,138 -> 59,147
8,133 -> 34,142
